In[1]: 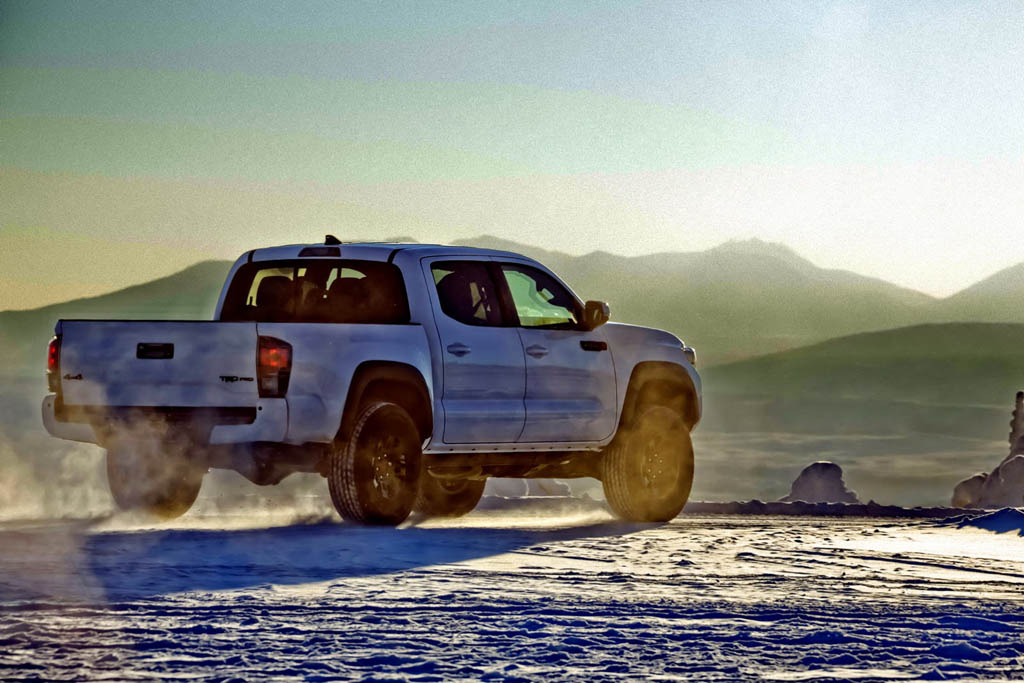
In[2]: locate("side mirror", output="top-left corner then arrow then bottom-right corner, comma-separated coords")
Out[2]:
582,300 -> 610,330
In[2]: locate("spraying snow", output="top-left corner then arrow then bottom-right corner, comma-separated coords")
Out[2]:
952,393 -> 1024,508
976,455 -> 1024,508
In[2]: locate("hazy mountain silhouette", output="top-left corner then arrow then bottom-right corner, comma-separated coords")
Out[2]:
455,235 -> 937,362
700,322 -> 1024,440
933,262 -> 1024,322
0,261 -> 232,378
3,236 -> 1024,377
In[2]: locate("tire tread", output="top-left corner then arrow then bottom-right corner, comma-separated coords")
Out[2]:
601,405 -> 693,522
328,401 -> 420,525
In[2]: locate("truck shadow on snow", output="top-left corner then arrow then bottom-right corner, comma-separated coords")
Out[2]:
0,518 -> 654,603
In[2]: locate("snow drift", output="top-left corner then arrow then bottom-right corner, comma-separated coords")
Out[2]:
954,507 -> 1024,536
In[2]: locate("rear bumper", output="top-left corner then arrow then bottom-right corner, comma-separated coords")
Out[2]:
210,400 -> 287,444
41,394 -> 288,446
41,395 -> 97,444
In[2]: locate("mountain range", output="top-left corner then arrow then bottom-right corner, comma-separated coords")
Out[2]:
5,236 -> 1024,506
700,322 -> 1024,438
4,236 -> 1024,377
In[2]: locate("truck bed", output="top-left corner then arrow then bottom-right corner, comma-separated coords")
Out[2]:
56,320 -> 261,409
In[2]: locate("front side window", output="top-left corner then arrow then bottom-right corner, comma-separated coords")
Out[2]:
431,261 -> 503,326
499,264 -> 580,329
220,260 -> 409,324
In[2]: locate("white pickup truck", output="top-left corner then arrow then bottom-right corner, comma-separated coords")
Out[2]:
42,238 -> 701,524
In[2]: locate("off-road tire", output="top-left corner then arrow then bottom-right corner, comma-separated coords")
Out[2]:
328,401 -> 422,525
601,405 -> 694,522
414,473 -> 485,518
105,437 -> 205,519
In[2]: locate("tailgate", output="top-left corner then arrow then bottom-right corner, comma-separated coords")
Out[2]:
58,321 -> 260,408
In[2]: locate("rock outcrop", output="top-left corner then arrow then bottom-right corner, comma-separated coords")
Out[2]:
780,461 -> 860,504
484,478 -> 528,497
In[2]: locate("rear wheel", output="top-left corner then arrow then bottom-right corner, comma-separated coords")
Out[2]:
328,402 -> 422,525
601,405 -> 694,522
414,473 -> 485,518
105,435 -> 205,519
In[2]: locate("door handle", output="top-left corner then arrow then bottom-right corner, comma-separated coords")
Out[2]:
580,340 -> 607,352
525,344 -> 549,358
446,343 -> 471,357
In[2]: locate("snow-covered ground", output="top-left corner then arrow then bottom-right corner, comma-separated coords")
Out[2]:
1,502 -> 1022,681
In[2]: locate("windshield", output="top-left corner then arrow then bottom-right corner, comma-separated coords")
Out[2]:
220,259 -> 410,324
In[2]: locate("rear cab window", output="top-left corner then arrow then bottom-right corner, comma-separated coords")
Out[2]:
430,261 -> 504,326
220,260 -> 410,324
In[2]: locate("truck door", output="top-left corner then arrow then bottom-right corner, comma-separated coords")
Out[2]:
495,261 -> 617,443
423,258 -> 526,444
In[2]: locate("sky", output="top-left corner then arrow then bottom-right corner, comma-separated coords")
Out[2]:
3,0 -> 1024,309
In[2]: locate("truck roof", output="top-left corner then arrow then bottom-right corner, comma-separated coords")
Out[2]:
249,240 -> 530,263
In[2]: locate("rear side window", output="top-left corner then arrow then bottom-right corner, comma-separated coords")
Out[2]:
220,260 -> 410,324
431,261 -> 503,326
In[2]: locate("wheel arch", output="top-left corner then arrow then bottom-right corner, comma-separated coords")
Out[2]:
619,361 -> 700,431
338,361 -> 433,442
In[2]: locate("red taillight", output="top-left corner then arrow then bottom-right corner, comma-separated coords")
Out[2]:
46,336 -> 61,392
260,345 -> 290,369
47,337 -> 59,372
257,336 -> 292,398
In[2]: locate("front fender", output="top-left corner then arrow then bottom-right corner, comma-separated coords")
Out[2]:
603,323 -> 702,429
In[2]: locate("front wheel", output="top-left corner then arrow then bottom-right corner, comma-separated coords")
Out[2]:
601,405 -> 694,522
328,402 -> 423,525
105,435 -> 205,519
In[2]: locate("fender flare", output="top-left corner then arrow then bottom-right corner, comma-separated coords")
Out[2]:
338,362 -> 433,442
619,361 -> 700,431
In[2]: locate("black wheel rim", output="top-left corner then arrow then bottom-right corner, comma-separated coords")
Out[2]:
639,431 -> 682,499
358,428 -> 416,518
370,434 -> 407,500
